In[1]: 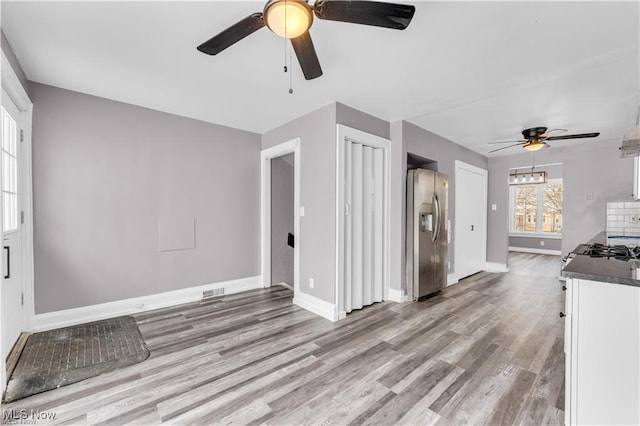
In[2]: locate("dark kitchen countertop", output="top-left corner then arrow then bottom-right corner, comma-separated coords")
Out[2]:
561,232 -> 640,287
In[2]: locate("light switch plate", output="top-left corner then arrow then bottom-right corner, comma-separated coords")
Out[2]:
300,206 -> 305,217
491,204 -> 497,211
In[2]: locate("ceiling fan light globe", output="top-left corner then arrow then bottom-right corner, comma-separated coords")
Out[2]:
523,141 -> 546,152
264,0 -> 313,39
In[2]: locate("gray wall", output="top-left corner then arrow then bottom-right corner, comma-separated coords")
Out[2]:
1,30 -> 29,95
488,138 -> 633,265
390,121 -> 489,292
262,103 -> 336,303
509,236 -> 562,252
262,102 -> 391,304
336,102 -> 390,139
271,154 -> 294,286
31,82 -> 261,313
508,163 -> 563,251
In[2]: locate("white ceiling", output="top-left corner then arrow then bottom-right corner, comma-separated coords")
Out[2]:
2,1 -> 639,156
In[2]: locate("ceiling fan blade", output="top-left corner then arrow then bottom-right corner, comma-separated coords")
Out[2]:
488,139 -> 526,144
197,13 -> 264,55
489,143 -> 525,153
545,132 -> 600,141
313,0 -> 415,30
291,32 -> 323,80
545,128 -> 568,136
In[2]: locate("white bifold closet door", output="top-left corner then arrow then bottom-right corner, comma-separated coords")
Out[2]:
344,141 -> 385,313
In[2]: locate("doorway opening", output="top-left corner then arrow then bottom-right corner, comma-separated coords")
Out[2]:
270,153 -> 295,289
260,139 -> 300,298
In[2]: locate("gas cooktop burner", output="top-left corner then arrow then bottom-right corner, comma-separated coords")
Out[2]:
580,243 -> 640,261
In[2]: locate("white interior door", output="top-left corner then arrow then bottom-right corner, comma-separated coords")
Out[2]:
1,88 -> 24,358
343,141 -> 385,313
454,161 -> 487,280
336,125 -> 390,319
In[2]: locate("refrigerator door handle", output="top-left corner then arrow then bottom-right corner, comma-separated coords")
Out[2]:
432,194 -> 440,243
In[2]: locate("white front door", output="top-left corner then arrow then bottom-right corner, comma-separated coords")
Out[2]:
455,161 -> 487,279
1,88 -> 24,358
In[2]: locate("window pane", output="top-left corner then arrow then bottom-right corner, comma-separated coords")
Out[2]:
543,183 -> 563,233
1,109 -> 16,156
514,185 -> 537,232
9,118 -> 16,156
9,193 -> 15,231
3,192 -> 10,231
2,110 -> 10,152
1,107 -> 18,232
9,155 -> 16,193
2,151 -> 8,191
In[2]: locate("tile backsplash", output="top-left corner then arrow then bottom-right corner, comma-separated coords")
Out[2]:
607,201 -> 640,235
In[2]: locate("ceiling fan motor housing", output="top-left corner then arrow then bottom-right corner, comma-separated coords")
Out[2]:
522,127 -> 548,140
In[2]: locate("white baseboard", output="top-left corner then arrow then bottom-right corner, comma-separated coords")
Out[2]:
387,287 -> 406,303
509,246 -> 562,256
273,282 -> 293,290
293,291 -> 338,322
446,273 -> 459,287
31,275 -> 262,332
484,262 -> 510,273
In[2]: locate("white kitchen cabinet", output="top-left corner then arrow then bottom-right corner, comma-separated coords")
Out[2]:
564,278 -> 640,425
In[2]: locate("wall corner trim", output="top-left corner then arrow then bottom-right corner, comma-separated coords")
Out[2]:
387,288 -> 406,303
293,291 -> 338,322
31,275 -> 262,332
483,262 -> 510,273
508,246 -> 562,256
446,273 -> 459,287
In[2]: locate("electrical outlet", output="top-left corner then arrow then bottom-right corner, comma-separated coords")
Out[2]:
309,278 -> 314,289
540,241 -> 545,246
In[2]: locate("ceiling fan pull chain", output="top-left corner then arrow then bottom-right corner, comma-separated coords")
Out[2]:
283,0 -> 288,73
289,37 -> 294,94
532,151 -> 536,172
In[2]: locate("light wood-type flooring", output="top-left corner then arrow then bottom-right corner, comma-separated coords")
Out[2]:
2,253 -> 565,425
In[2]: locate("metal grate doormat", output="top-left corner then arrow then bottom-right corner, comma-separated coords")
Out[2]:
3,316 -> 149,403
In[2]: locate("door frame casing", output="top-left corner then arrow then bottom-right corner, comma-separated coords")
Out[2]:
1,50 -> 35,393
260,138 -> 300,295
335,125 -> 391,319
454,160 -> 488,280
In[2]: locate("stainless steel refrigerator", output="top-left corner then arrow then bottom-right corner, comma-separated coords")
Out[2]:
406,169 -> 449,300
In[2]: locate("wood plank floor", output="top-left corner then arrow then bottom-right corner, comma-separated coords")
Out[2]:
1,253 -> 565,425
